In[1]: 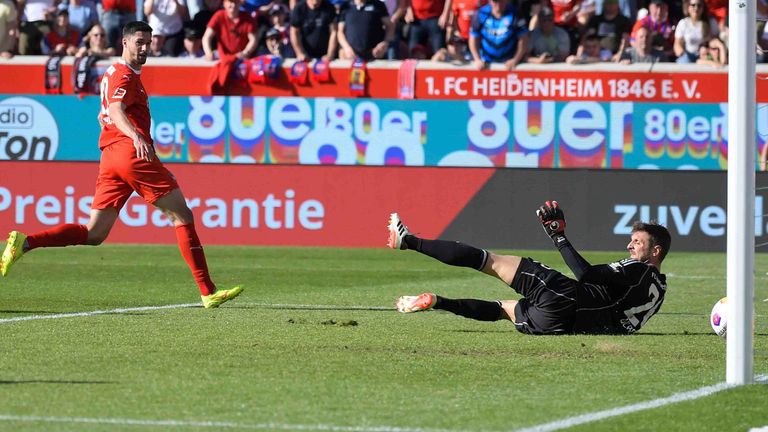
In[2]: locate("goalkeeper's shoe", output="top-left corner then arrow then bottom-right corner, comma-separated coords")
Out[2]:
387,213 -> 410,250
1,231 -> 27,277
201,285 -> 244,309
396,293 -> 436,313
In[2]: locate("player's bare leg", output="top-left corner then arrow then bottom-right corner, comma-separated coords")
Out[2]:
85,208 -> 120,245
390,213 -> 519,322
481,253 -> 522,286
153,188 -> 243,308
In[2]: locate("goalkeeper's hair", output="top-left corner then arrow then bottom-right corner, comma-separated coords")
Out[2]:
123,21 -> 153,37
632,221 -> 671,262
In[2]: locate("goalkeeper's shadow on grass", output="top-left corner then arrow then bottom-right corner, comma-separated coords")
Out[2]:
228,304 -> 395,312
0,310 -> 63,315
0,379 -> 117,385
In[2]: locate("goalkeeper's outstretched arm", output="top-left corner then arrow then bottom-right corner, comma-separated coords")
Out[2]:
537,200 -> 592,280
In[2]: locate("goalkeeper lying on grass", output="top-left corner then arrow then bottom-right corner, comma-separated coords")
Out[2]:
389,200 -> 671,335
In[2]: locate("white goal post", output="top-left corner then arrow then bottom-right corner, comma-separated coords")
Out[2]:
726,0 -> 756,385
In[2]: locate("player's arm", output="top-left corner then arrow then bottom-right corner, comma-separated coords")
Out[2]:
537,200 -> 591,279
107,101 -> 154,161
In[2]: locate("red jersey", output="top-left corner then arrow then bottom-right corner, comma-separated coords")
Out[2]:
411,0 -> 445,21
101,0 -> 136,12
705,0 -> 727,23
44,28 -> 80,52
98,61 -> 152,150
452,0 -> 485,40
206,9 -> 256,56
550,0 -> 581,26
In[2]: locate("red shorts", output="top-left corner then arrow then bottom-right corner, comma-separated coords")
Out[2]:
92,142 -> 179,210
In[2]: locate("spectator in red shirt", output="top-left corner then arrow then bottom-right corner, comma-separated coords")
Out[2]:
704,0 -> 726,29
202,0 -> 258,60
44,9 -> 80,55
406,0 -> 451,57
448,0 -> 486,42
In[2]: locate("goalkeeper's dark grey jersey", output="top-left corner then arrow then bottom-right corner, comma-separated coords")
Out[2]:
573,258 -> 667,334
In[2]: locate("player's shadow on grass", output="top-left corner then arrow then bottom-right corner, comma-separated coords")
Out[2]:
0,380 -> 116,385
0,310 -> 62,315
233,305 -> 394,312
637,331 -> 768,336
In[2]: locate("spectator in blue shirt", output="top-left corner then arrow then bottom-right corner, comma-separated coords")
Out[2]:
469,0 -> 529,70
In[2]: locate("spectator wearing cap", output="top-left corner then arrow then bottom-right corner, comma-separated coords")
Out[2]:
101,0 -> 137,54
673,0 -> 717,63
337,0 -> 394,60
57,0 -> 98,37
202,0 -> 258,60
630,0 -> 674,58
527,6 -> 569,63
0,0 -> 17,58
289,0 -> 338,61
405,0 -> 450,58
260,25 -> 292,56
619,24 -> 667,63
263,3 -> 291,49
179,25 -> 205,56
144,0 -> 189,56
76,23 -> 116,57
44,9 -> 79,55
469,0 -> 529,70
583,0 -> 630,57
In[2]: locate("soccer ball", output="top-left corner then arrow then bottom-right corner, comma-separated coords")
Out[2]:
710,297 -> 727,337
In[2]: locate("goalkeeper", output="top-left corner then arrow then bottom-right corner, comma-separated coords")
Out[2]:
388,201 -> 671,335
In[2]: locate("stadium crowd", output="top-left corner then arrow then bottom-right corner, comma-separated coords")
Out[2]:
1,0 -> 767,67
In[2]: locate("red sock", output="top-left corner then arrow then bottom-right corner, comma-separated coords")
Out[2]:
26,224 -> 89,251
175,223 -> 216,296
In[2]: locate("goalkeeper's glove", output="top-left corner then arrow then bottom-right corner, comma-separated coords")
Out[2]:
536,200 -> 567,246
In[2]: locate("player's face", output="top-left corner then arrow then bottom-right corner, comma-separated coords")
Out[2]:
124,31 -> 152,66
627,230 -> 656,262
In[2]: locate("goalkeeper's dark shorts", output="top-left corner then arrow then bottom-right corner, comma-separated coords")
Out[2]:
511,257 -> 578,335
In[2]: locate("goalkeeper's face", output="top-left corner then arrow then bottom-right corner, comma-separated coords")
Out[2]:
627,230 -> 656,263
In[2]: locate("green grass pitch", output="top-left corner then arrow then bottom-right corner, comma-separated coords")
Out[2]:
0,244 -> 766,432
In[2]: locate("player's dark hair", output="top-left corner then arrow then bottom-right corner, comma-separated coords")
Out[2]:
123,21 -> 153,38
632,221 -> 671,262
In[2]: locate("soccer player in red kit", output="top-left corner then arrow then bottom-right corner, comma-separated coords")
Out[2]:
0,21 -> 243,309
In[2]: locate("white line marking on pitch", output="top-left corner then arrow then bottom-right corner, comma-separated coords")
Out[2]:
0,302 -> 394,325
0,376 -> 765,431
512,376 -> 767,432
0,303 -> 199,324
0,415 -> 460,432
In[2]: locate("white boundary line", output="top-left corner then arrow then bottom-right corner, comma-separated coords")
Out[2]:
0,303 -> 199,324
513,374 -> 768,432
0,376 -> 765,431
0,303 -> 394,325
